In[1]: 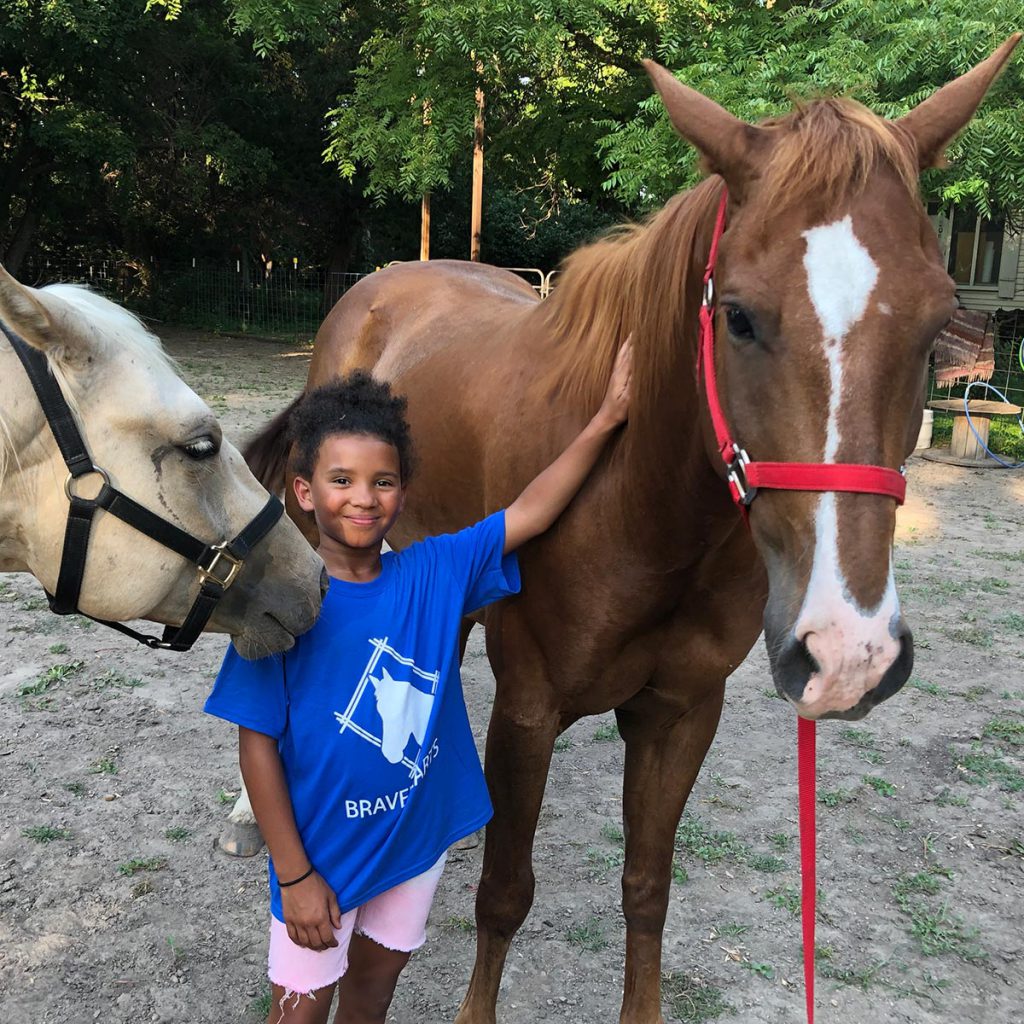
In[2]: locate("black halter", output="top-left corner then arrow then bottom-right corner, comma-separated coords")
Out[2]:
3,319 -> 284,651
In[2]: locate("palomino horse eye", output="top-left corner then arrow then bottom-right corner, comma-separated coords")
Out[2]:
725,306 -> 756,343
180,437 -> 219,461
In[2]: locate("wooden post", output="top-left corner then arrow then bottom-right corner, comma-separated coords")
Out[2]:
471,81 -> 484,261
420,192 -> 431,261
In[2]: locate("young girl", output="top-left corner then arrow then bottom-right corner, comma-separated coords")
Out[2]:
205,343 -> 631,1024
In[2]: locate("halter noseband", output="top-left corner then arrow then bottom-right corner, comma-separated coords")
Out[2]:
3,320 -> 283,652
699,189 -> 907,510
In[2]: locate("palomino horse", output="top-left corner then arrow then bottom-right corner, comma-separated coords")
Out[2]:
246,37 -> 1019,1022
0,268 -> 325,661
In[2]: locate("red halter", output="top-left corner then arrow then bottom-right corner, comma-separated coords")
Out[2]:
698,189 -> 907,509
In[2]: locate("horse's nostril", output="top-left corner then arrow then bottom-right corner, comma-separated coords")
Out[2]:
775,636 -> 819,702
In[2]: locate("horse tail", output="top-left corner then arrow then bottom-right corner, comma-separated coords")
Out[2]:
244,395 -> 301,495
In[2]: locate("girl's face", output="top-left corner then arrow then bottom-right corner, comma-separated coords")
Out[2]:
294,433 -> 405,556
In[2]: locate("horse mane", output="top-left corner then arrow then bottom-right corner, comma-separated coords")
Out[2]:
535,97 -> 918,429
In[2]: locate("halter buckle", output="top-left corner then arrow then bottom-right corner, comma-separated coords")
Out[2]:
197,542 -> 244,590
727,446 -> 756,506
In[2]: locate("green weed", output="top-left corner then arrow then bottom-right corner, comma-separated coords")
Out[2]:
819,788 -> 855,808
119,856 -> 167,876
765,885 -> 801,916
840,727 -> 876,749
164,826 -> 191,842
674,816 -> 747,866
983,719 -> 1024,747
566,916 -> 608,952
956,747 -> 1024,792
553,736 -> 572,752
22,825 -> 72,843
89,757 -> 118,775
17,661 -> 85,697
863,776 -> 897,797
748,853 -> 785,873
593,722 -> 620,742
909,677 -> 946,697
443,915 -> 475,933
768,833 -> 792,852
661,971 -> 729,1024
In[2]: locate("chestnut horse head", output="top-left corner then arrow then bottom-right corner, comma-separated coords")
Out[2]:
636,36 -> 1019,720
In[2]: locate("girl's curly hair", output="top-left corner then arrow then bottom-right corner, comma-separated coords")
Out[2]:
288,371 -> 416,482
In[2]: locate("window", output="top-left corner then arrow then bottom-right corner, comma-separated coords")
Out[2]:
946,207 -> 1005,287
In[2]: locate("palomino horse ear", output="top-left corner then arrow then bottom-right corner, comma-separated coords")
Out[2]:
896,33 -> 1022,170
643,59 -> 769,195
0,264 -> 53,349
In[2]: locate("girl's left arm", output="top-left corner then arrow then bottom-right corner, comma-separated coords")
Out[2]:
503,339 -> 632,555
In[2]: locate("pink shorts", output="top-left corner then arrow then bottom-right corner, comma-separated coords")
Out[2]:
268,853 -> 446,999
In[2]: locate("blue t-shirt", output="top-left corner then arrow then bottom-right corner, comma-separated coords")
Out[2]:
204,511 -> 519,918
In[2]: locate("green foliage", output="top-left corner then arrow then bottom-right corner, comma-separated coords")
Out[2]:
22,825 -> 72,843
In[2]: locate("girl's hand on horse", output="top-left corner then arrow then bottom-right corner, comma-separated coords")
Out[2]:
595,336 -> 632,430
281,871 -> 343,951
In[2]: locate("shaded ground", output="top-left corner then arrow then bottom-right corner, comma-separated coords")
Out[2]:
1,330 -> 1022,1023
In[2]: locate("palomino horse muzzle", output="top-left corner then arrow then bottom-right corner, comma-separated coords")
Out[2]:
3,319 -> 284,652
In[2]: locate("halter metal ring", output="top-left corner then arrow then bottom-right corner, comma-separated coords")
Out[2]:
64,465 -> 111,501
197,541 -> 244,590
727,446 -> 756,506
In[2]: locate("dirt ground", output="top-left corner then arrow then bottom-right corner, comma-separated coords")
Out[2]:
2,330 -> 1022,1024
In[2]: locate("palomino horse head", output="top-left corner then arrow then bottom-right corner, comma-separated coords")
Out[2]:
646,34 -> 1020,720
0,269 -> 326,658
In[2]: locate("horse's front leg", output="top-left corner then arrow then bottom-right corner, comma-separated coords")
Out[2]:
454,677 -> 560,1024
614,677 -> 727,1024
218,776 -> 265,857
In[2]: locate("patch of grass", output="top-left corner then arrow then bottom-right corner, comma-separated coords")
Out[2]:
586,847 -> 625,870
748,853 -> 785,873
956,747 -> 1024,792
739,961 -> 775,980
840,727 -> 877,749
976,549 -> 1024,563
820,958 -> 889,991
674,816 -> 748,866
64,781 -> 86,797
891,871 -> 986,962
16,660 -> 85,697
934,788 -> 969,808
983,719 -> 1024,747
961,684 -> 990,702
995,612 -> 1024,633
765,884 -> 801,916
859,749 -> 886,765
89,757 -> 118,775
592,722 -> 620,742
888,817 -> 912,832
768,833 -> 792,852
892,872 -> 943,900
715,922 -> 749,938
48,643 -> 69,655
131,879 -> 154,898
553,736 -> 572,752
819,788 -> 855,808
164,826 -> 191,842
566,916 -> 607,952
863,775 -> 897,798
216,788 -> 238,804
909,676 -> 946,697
661,970 -> 729,1024
443,915 -> 474,933
944,625 -> 993,649
19,595 -> 49,611
119,856 -> 167,876
671,860 -> 689,884
978,576 -> 1010,593
601,822 -> 624,845
22,825 -> 72,843
93,670 -> 145,691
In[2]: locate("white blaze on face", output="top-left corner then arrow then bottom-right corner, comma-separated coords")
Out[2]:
794,216 -> 901,716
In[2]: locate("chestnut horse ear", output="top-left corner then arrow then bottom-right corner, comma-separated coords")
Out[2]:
643,59 -> 769,195
0,264 -> 54,350
896,33 -> 1021,170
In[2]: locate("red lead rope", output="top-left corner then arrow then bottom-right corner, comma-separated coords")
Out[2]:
696,187 -> 913,1023
798,716 -> 817,1024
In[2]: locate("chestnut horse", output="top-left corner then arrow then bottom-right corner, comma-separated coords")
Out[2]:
246,37 -> 1019,1023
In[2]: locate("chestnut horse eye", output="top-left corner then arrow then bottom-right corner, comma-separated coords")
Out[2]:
725,306 -> 756,343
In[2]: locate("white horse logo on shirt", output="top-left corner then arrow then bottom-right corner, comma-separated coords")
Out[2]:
370,666 -> 434,764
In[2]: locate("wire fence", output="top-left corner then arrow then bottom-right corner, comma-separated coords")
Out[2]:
22,255 -> 372,338
927,307 -> 1024,408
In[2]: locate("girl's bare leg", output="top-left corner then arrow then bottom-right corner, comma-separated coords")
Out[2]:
267,982 -> 336,1024
333,933 -> 411,1024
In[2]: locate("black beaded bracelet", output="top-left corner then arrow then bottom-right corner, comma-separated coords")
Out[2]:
278,866 -> 314,888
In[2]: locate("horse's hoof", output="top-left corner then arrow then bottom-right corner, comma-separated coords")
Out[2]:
218,822 -> 265,858
453,830 -> 481,851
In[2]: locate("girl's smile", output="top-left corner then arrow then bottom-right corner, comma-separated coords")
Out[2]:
293,433 -> 406,579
